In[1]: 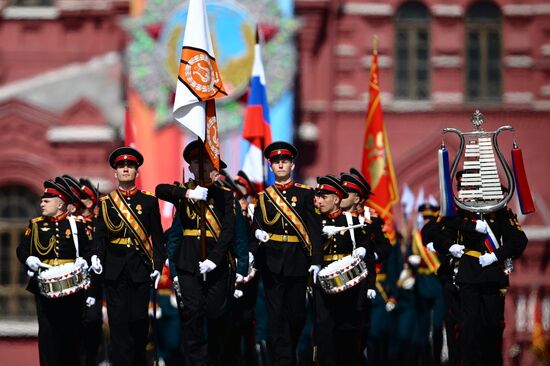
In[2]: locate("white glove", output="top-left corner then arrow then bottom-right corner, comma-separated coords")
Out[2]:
352,247 -> 366,259
367,289 -> 376,300
234,289 -> 244,299
408,254 -> 421,267
322,225 -> 341,237
25,256 -> 41,272
248,251 -> 254,265
426,242 -> 436,253
75,257 -> 88,271
90,255 -> 103,274
385,301 -> 396,312
186,185 -> 208,201
27,270 -> 35,277
449,244 -> 465,258
255,229 -> 269,243
308,265 -> 321,284
475,220 -> 488,234
479,252 -> 498,267
86,297 -> 96,308
199,259 -> 217,274
150,270 -> 161,289
235,273 -> 244,285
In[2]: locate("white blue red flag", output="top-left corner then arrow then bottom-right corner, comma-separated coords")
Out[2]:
241,32 -> 273,191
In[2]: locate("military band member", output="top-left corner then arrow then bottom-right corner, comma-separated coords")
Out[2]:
65,175 -> 104,366
311,175 -> 376,365
155,140 -> 235,365
94,147 -> 165,366
433,173 -> 528,366
17,180 -> 98,366
253,141 -> 322,366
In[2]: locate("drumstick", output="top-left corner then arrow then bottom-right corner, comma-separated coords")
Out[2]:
322,223 -> 367,235
39,262 -> 52,269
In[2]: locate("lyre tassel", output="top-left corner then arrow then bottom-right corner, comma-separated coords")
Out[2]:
511,142 -> 535,214
438,145 -> 456,217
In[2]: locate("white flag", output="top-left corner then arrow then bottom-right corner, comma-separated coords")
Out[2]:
173,0 -> 226,141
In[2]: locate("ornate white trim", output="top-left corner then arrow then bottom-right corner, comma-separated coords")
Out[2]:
343,3 -> 392,16
504,55 -> 534,68
334,84 -> 357,98
541,85 -> 550,97
3,6 -> 59,19
431,4 -> 463,17
504,92 -> 534,104
47,126 -> 116,143
433,92 -> 463,104
335,44 -> 357,57
432,55 -> 462,68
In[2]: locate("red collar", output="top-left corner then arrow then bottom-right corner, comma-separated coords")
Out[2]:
352,207 -> 364,216
325,209 -> 342,219
49,212 -> 68,222
274,180 -> 294,190
118,186 -> 138,196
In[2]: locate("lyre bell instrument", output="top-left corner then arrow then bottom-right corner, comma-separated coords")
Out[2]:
442,110 -> 515,214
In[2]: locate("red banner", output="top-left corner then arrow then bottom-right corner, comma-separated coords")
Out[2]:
361,49 -> 399,243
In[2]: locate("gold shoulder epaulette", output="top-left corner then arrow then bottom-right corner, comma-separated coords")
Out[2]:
141,190 -> 156,197
294,182 -> 312,190
31,216 -> 44,224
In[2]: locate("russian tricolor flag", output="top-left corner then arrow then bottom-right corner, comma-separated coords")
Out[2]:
241,31 -> 273,191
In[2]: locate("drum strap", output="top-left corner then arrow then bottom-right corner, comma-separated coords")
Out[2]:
68,215 -> 79,257
343,212 -> 356,251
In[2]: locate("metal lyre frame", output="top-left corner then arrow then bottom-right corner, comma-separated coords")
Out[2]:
442,110 -> 515,214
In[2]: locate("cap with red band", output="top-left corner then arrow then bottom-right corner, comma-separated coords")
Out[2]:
109,146 -> 144,169
315,175 -> 348,199
42,180 -> 72,203
263,141 -> 297,161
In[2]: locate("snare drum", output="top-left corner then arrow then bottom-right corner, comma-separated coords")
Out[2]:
37,262 -> 90,299
318,255 -> 368,294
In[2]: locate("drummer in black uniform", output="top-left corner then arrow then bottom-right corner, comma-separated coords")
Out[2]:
253,141 -> 322,366
16,179 -> 97,366
155,140 -> 235,365
310,175 -> 376,365
94,147 -> 165,366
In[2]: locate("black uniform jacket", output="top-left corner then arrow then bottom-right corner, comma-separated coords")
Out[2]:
94,189 -> 165,282
156,180 -> 235,275
321,211 -> 376,289
17,213 -> 94,294
254,181 -> 322,276
435,208 -> 527,287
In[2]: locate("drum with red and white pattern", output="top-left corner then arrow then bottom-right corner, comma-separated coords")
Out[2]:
318,255 -> 368,294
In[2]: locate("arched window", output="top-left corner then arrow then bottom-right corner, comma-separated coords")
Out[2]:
394,2 -> 431,100
465,1 -> 502,103
0,186 -> 39,319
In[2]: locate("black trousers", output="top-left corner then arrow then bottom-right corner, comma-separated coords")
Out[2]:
262,270 -> 307,366
178,268 -> 230,366
226,274 -> 260,366
443,282 -> 461,366
459,283 -> 505,366
314,285 -> 364,366
35,292 -> 84,366
81,276 -> 104,366
105,272 -> 150,366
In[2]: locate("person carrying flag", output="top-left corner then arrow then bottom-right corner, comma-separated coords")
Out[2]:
155,140 -> 235,365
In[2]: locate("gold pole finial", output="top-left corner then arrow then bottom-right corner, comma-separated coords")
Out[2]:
372,35 -> 379,53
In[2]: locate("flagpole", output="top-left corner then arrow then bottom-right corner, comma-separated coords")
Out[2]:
198,136 -> 207,281
256,26 -> 268,189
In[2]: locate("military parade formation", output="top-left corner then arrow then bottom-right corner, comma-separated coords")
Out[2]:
16,129 -> 530,366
